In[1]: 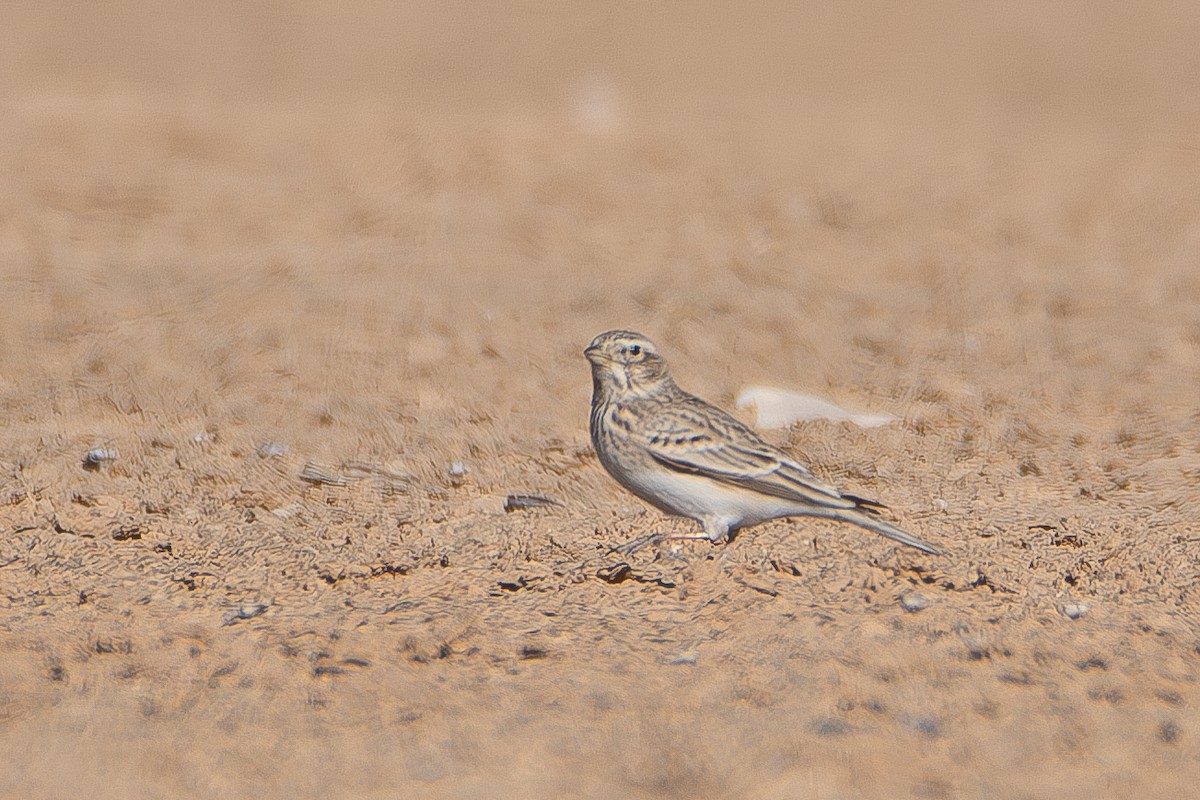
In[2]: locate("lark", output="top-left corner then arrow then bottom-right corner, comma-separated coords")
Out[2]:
585,330 -> 943,555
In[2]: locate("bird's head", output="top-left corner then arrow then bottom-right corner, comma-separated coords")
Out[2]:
584,330 -> 674,398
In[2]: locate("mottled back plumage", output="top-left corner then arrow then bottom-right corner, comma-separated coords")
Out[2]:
585,330 -> 943,555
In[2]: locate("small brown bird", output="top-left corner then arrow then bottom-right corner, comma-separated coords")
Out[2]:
585,330 -> 942,555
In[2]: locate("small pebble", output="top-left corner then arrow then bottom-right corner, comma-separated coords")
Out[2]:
111,525 -> 143,541
668,651 -> 698,666
299,463 -> 349,486
448,461 -> 469,486
271,503 -> 305,519
1062,602 -> 1090,620
239,602 -> 268,618
504,493 -> 557,512
734,385 -> 897,428
900,592 -> 932,613
256,441 -> 288,458
222,602 -> 268,626
82,447 -> 119,468
313,665 -> 345,677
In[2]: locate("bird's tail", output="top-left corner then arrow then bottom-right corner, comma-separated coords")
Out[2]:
833,507 -> 944,555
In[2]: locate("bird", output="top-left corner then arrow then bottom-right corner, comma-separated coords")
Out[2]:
584,329 -> 943,555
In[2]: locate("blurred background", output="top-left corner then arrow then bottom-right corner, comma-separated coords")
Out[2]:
6,1 -> 1198,129
4,0 -> 1199,430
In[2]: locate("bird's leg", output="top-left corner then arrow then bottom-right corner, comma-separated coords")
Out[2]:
662,517 -> 729,543
609,532 -> 665,554
613,518 -> 728,553
613,530 -> 710,555
661,531 -> 716,542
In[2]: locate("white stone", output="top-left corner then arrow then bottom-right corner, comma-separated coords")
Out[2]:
735,385 -> 898,429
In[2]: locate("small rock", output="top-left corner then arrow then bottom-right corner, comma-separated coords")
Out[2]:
735,385 -> 897,429
256,441 -> 288,458
596,563 -> 633,583
222,602 -> 269,626
239,602 -> 268,618
668,651 -> 697,666
496,576 -> 527,592
900,592 -> 932,613
82,447 -> 119,470
111,524 -> 143,542
504,493 -> 557,512
299,463 -> 349,486
447,461 -> 469,486
270,503 -> 304,519
313,665 -> 345,677
1062,602 -> 1090,620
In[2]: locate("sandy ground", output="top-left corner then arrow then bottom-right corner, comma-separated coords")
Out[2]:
2,3 -> 1200,798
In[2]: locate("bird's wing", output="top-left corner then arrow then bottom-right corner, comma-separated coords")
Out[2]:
635,397 -> 858,510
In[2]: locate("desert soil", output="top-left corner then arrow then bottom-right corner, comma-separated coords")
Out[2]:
2,4 -> 1200,798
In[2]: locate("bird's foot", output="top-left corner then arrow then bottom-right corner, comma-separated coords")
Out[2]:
611,530 -> 721,555
662,532 -> 720,543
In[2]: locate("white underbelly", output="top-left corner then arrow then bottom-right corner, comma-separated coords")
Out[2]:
620,464 -> 803,527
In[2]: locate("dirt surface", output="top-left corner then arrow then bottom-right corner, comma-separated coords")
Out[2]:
3,4 -> 1200,798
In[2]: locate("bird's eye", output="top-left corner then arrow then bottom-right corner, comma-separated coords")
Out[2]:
628,344 -> 642,357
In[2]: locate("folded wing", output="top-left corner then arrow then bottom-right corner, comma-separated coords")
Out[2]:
637,398 -> 859,511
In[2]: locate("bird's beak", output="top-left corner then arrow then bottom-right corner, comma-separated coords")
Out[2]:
584,345 -> 605,364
